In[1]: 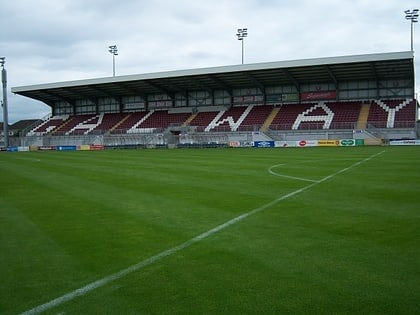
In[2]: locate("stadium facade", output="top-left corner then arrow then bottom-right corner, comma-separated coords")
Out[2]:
7,51 -> 419,149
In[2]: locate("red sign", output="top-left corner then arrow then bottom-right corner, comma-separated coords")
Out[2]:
39,146 -> 56,151
90,145 -> 104,150
300,91 -> 337,101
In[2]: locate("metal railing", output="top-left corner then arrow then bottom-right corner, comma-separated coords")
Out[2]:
13,119 -> 418,148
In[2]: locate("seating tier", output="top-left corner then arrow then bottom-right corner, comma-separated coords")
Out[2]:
31,99 -> 416,135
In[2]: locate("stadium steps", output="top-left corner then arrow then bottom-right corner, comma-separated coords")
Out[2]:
182,113 -> 198,127
356,102 -> 371,129
364,137 -> 383,145
110,113 -> 131,132
51,116 -> 74,135
260,107 -> 280,132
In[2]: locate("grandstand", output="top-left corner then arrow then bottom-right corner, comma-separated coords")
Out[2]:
10,51 -> 419,148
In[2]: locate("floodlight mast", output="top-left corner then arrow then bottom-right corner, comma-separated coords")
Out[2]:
108,45 -> 118,77
236,28 -> 248,64
0,57 -> 8,148
405,9 -> 419,52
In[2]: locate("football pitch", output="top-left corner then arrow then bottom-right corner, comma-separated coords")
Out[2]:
1,146 -> 419,314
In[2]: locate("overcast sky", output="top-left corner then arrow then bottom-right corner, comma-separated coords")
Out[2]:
1,0 -> 419,123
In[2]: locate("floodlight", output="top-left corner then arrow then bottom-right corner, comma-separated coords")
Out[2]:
1,56 -> 8,147
108,45 -> 118,76
405,9 -> 419,51
405,9 -> 419,22
236,28 -> 248,64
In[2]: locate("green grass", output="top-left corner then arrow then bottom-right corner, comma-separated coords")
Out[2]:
1,146 -> 419,314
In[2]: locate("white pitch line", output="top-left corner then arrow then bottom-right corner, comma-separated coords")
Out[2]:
268,164 -> 318,182
20,150 -> 385,315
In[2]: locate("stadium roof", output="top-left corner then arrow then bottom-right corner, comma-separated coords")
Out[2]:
12,51 -> 415,106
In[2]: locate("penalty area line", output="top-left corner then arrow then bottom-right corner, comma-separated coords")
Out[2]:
268,164 -> 318,183
20,150 -> 385,315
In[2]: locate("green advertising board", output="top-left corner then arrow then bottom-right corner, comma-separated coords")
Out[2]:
266,93 -> 299,103
281,93 -> 299,102
355,139 -> 364,146
339,139 -> 365,146
340,139 -> 355,146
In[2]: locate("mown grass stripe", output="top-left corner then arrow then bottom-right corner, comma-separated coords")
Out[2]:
20,150 -> 385,315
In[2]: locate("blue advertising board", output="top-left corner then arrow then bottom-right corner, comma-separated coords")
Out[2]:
56,145 -> 77,151
253,141 -> 275,148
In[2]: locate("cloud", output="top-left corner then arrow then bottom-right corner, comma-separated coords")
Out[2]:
1,0 -> 418,123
